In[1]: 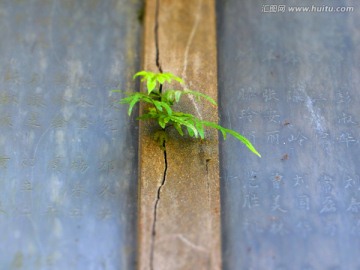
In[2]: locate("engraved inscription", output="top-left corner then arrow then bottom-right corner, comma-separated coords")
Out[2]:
242,191 -> 260,209
296,194 -> 310,211
267,130 -> 280,145
51,115 -> 68,128
271,195 -> 288,213
0,114 -> 13,127
338,132 -> 358,148
97,207 -> 112,220
263,109 -> 280,124
48,156 -> 63,173
262,88 -> 279,103
0,156 -> 10,169
27,112 -> 42,128
27,94 -> 45,108
98,182 -> 115,199
71,182 -> 87,198
71,156 -> 89,173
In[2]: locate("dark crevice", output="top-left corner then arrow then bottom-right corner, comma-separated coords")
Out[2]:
150,1 -> 166,269
150,140 -> 168,270
154,0 -> 163,73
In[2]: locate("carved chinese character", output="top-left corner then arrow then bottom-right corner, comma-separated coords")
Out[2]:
263,109 -> 280,124
21,180 -> 33,191
346,197 -> 360,214
267,130 -> 280,145
269,217 -> 288,235
318,174 -> 334,195
288,132 -> 308,146
295,220 -> 313,237
0,115 -> 13,127
99,160 -> 115,175
319,196 -> 337,214
76,95 -> 93,107
27,112 -> 41,128
338,112 -> 357,125
293,175 -> 305,188
336,90 -> 351,104
78,118 -> 93,129
27,94 -> 45,107
71,182 -> 87,198
69,208 -> 82,218
271,195 -> 287,213
238,108 -> 257,122
262,88 -> 279,102
242,192 -> 260,209
247,170 -> 259,188
98,182 -> 115,199
51,115 -> 68,128
296,194 -> 310,211
338,132 -> 358,148
97,207 -> 112,220
0,156 -> 10,169
71,156 -> 89,173
271,173 -> 283,190
48,156 -> 63,172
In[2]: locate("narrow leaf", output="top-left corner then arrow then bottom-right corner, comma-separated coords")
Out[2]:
175,91 -> 182,103
160,102 -> 172,115
147,79 -> 157,94
184,89 -> 217,106
153,100 -> 163,112
128,96 -> 139,116
133,70 -> 149,79
174,122 -> 184,136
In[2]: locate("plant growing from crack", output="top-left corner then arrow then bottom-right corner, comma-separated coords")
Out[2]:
113,70 -> 261,157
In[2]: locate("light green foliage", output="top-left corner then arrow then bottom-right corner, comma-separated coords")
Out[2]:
113,71 -> 261,157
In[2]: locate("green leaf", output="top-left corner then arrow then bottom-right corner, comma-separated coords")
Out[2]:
171,75 -> 184,84
195,120 -> 205,139
184,89 -> 217,106
160,102 -> 172,115
224,128 -> 261,157
163,90 -> 175,104
128,96 -> 140,116
175,91 -> 182,103
186,125 -> 195,137
153,100 -> 163,112
201,121 -> 261,157
156,74 -> 166,84
147,78 -> 157,94
174,122 -> 184,136
133,70 -> 149,79
158,117 -> 166,129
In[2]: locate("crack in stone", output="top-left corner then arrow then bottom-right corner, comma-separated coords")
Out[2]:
154,0 -> 162,73
150,1 -> 166,268
150,141 -> 168,270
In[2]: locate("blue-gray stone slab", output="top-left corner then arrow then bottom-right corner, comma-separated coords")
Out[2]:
217,0 -> 360,269
0,1 -> 141,269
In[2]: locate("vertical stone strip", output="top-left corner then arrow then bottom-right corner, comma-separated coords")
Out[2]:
138,0 -> 221,269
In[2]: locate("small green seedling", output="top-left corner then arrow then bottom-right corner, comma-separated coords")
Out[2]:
113,71 -> 261,157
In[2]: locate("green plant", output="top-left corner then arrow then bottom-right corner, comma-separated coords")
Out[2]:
113,71 -> 261,157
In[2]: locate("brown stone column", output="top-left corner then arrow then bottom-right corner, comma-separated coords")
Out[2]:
138,0 -> 221,269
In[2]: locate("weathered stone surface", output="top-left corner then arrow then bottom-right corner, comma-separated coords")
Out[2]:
0,1 -> 141,269
138,0 -> 221,269
217,0 -> 360,269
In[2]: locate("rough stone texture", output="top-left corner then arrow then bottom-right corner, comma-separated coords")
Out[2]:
217,0 -> 360,269
138,0 -> 221,269
0,1 -> 141,269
